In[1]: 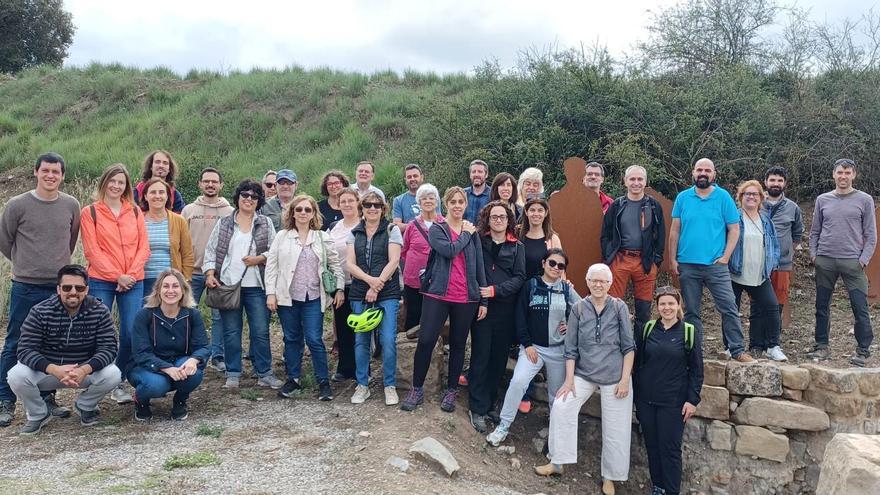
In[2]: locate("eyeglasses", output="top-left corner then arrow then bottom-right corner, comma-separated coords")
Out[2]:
278,180 -> 296,186
742,192 -> 761,197
294,206 -> 313,213
489,214 -> 507,222
588,279 -> 611,285
362,202 -> 384,210
239,192 -> 259,201
547,259 -> 566,270
326,180 -> 343,187
263,182 -> 276,189
60,284 -> 87,293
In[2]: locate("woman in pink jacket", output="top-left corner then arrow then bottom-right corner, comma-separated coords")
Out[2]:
400,183 -> 443,339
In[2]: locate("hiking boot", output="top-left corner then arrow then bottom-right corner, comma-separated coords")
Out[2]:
384,386 -> 399,406
469,411 -> 488,433
331,372 -> 352,383
399,387 -> 424,411
534,462 -> 563,476
318,381 -> 334,401
223,376 -> 240,389
171,400 -> 189,421
440,388 -> 459,413
518,400 -> 532,414
850,348 -> 871,367
257,374 -> 284,390
487,410 -> 501,424
111,384 -> 133,404
350,385 -> 370,404
806,345 -> 831,361
19,412 -> 51,436
0,400 -> 14,427
766,346 -> 788,362
749,348 -> 765,360
75,403 -> 99,426
209,358 -> 226,372
732,353 -> 755,363
44,393 -> 71,418
278,379 -> 302,398
405,325 -> 420,340
486,423 -> 510,446
134,397 -> 152,422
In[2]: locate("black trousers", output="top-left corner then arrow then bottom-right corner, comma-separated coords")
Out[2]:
636,401 -> 685,495
403,285 -> 423,330
412,296 -> 478,390
731,278 -> 780,351
332,286 -> 356,378
468,300 -> 515,415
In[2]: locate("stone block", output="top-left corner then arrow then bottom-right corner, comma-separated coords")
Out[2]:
707,420 -> 732,450
734,425 -> 789,462
801,364 -> 858,394
696,385 -> 730,420
703,359 -> 727,386
782,388 -> 803,401
777,364 -> 810,390
804,389 -> 865,417
727,361 -> 782,397
855,369 -> 880,396
409,437 -> 460,476
816,434 -> 880,494
733,397 -> 830,431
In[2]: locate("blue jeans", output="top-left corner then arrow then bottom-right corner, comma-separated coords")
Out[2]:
0,281 -> 57,401
277,298 -> 328,383
220,286 -> 272,378
352,298 -> 399,387
128,356 -> 204,405
190,273 -> 224,360
678,263 -> 745,357
89,278 -> 144,376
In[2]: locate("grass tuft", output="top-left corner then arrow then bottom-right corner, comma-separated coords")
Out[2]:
195,423 -> 224,438
162,451 -> 221,471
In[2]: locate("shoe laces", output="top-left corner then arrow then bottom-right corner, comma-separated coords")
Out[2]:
441,389 -> 458,405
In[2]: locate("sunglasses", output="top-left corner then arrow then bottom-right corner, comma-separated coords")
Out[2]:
263,182 -> 276,188
60,284 -> 87,293
546,259 -> 567,270
362,202 -> 384,210
654,285 -> 679,298
294,206 -> 313,213
239,192 -> 259,201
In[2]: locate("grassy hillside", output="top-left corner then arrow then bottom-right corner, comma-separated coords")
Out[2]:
0,63 -> 472,200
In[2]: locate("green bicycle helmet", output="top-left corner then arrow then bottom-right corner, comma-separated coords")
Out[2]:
347,306 -> 384,333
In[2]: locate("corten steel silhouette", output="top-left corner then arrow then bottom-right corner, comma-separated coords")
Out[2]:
863,207 -> 880,304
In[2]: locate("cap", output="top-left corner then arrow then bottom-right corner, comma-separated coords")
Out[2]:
276,169 -> 297,183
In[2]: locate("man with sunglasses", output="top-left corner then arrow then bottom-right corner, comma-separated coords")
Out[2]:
261,169 -> 298,231
807,158 -> 876,366
262,170 -> 277,199
0,152 -> 81,428
7,264 -> 120,434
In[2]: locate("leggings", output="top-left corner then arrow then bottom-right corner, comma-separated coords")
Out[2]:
412,296 -> 478,390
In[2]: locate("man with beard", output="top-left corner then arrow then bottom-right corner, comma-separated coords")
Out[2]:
464,159 -> 490,224
807,159 -> 875,367
392,164 -> 439,232
761,167 -> 803,328
582,161 -> 613,214
133,150 -> 186,212
669,158 -> 754,362
182,167 -> 234,371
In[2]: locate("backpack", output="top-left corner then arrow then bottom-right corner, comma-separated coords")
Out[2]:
527,277 -> 573,321
642,319 -> 695,351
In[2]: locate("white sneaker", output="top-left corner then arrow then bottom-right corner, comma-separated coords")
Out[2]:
223,376 -> 240,389
111,385 -> 133,404
766,346 -> 788,362
486,424 -> 509,447
384,386 -> 399,406
257,375 -> 284,389
721,349 -> 731,359
351,385 -> 370,404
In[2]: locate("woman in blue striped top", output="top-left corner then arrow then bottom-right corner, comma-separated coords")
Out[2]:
139,178 -> 194,297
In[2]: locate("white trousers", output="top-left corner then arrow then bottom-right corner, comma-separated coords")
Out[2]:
498,345 -> 566,426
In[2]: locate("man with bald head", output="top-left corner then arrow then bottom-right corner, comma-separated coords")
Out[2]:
669,158 -> 753,362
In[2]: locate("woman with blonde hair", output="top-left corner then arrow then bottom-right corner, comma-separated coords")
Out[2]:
266,194 -> 345,401
517,167 -> 544,205
138,177 -> 194,296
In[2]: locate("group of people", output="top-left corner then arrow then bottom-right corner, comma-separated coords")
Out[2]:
0,150 -> 874,495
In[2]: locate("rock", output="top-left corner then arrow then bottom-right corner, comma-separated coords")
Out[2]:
704,360 -> 727,386
804,389 -> 865,417
767,426 -> 786,434
816,434 -> 880,494
531,437 -> 546,454
396,338 -> 445,396
782,388 -> 803,401
386,456 -> 410,472
531,381 -> 549,403
358,431 -> 371,438
696,385 -> 730,420
497,445 -> 515,455
729,401 -> 738,413
509,457 -> 521,469
855,369 -> 880,396
584,394 -> 601,418
537,427 -> 549,439
707,420 -> 732,451
734,425 -> 789,462
409,437 -> 460,476
733,397 -> 830,431
777,364 -> 811,390
727,361 -> 782,397
683,417 -> 706,443
801,364 -> 858,394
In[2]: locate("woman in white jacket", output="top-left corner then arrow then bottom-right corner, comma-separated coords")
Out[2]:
266,194 -> 345,401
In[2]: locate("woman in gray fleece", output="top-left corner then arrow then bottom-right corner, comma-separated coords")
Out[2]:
536,263 -> 635,495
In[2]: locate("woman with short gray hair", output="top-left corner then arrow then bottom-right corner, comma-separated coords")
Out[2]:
400,184 -> 444,337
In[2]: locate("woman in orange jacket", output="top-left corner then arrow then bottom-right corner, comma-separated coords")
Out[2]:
80,163 -> 150,404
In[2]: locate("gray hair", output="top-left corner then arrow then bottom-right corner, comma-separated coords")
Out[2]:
586,263 -> 613,283
518,167 -> 545,193
624,165 -> 647,179
416,183 -> 439,203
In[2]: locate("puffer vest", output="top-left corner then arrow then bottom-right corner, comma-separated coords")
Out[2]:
214,211 -> 271,282
349,219 -> 400,301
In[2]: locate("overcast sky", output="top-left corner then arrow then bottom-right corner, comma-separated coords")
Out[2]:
64,0 -> 873,75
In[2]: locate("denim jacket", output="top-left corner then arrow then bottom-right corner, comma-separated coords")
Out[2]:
729,209 -> 780,281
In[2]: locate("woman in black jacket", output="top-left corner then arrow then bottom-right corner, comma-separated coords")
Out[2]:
467,201 -> 527,433
634,286 -> 704,495
128,269 -> 210,421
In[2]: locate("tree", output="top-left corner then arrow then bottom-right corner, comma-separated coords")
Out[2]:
0,0 -> 75,73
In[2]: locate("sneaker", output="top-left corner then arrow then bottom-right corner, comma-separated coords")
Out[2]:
486,423 -> 510,446
469,411 -> 488,433
350,385 -> 370,404
651,485 -> 667,495
749,348 -> 765,360
331,372 -> 352,383
405,325 -> 420,340
400,387 -> 424,411
0,400 -> 14,427
319,381 -> 334,401
721,349 -> 732,359
257,374 -> 284,390
44,393 -> 71,418
278,379 -> 302,398
384,386 -> 399,406
440,388 -> 459,413
487,410 -> 501,424
74,403 -> 99,426
19,412 -> 51,436
534,462 -> 563,476
732,353 -> 755,363
134,397 -> 152,422
209,358 -> 226,372
850,348 -> 871,367
518,400 -> 532,414
458,374 -> 469,387
806,345 -> 831,361
171,400 -> 188,421
766,346 -> 788,362
223,376 -> 240,389
111,384 -> 133,404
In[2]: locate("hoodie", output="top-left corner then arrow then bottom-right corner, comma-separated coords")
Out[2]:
181,196 -> 234,275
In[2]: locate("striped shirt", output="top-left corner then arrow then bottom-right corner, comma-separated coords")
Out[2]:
145,217 -> 171,279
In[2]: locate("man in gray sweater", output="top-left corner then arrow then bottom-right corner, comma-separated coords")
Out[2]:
762,166 -> 804,321
807,159 -> 876,366
0,152 -> 81,427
